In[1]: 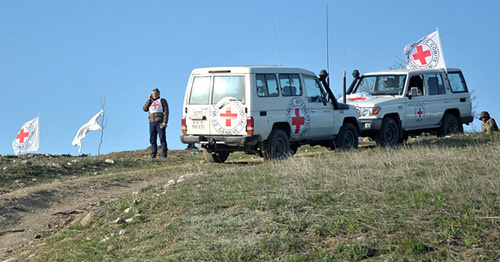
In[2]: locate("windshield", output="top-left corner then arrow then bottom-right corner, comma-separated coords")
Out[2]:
354,75 -> 406,96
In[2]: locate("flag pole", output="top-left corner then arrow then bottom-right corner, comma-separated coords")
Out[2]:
37,113 -> 41,153
436,27 -> 447,73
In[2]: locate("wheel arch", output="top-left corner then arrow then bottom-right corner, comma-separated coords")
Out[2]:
383,113 -> 402,127
270,122 -> 291,138
442,108 -> 461,123
343,117 -> 361,133
441,109 -> 463,132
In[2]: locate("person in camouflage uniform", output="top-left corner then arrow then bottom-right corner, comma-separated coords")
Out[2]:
479,111 -> 499,134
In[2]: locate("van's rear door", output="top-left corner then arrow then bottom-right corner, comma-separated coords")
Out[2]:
209,75 -> 247,136
185,75 -> 212,135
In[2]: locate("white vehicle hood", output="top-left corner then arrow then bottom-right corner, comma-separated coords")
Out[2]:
340,93 -> 404,107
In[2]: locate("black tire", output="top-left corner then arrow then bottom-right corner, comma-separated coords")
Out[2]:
203,150 -> 230,163
334,123 -> 359,150
263,129 -> 290,160
290,144 -> 299,156
375,117 -> 400,147
438,113 -> 460,137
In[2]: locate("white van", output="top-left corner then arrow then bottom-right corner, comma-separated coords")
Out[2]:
181,66 -> 361,163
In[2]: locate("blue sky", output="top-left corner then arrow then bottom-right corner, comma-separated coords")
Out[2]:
1,0 -> 498,155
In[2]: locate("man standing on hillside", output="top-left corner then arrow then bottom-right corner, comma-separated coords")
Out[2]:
143,88 -> 169,158
479,111 -> 499,135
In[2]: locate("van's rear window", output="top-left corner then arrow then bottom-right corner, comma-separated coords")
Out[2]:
212,76 -> 245,104
189,76 -> 210,104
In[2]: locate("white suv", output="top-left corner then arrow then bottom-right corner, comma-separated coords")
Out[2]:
342,68 -> 473,146
181,66 -> 361,163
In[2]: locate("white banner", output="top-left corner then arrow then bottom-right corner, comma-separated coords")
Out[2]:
404,30 -> 446,69
12,116 -> 40,155
72,109 -> 104,153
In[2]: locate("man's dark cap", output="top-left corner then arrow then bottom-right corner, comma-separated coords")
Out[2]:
480,111 -> 490,119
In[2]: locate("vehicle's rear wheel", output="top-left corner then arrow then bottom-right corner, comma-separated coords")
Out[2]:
203,150 -> 230,163
290,144 -> 299,156
438,113 -> 461,137
263,129 -> 290,160
375,117 -> 399,146
333,123 -> 358,150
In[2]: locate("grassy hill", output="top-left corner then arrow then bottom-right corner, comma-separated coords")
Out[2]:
3,133 -> 500,261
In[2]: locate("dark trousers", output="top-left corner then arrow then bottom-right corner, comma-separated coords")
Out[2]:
149,121 -> 168,158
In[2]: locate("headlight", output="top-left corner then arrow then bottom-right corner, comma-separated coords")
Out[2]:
356,106 -> 381,117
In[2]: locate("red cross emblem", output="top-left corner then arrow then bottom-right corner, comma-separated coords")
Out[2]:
412,45 -> 431,65
152,102 -> 159,109
291,108 -> 305,134
417,107 -> 424,119
16,128 -> 30,143
220,107 -> 238,127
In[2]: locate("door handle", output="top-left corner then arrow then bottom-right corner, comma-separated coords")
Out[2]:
190,116 -> 206,120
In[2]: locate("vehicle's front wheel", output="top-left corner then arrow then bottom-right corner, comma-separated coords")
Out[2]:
263,129 -> 290,160
375,117 -> 399,147
438,113 -> 461,137
334,123 -> 359,150
203,150 -> 230,163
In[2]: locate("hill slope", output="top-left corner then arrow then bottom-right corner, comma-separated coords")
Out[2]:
1,134 -> 499,261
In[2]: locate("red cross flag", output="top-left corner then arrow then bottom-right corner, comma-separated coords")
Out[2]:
404,30 -> 446,70
12,115 -> 40,155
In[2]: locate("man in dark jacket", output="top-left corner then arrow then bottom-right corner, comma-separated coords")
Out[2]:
143,88 -> 169,158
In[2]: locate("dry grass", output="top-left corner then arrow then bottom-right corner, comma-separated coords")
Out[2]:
19,133 -> 500,260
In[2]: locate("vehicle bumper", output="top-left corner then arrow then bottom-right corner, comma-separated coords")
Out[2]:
180,134 -> 261,147
359,119 -> 383,136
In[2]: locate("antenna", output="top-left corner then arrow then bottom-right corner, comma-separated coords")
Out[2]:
326,4 -> 330,85
271,5 -> 282,66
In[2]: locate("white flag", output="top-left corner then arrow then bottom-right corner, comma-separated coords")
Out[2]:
404,30 -> 446,69
12,116 -> 40,155
72,109 -> 104,153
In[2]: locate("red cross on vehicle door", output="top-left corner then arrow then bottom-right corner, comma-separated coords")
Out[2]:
291,108 -> 305,134
416,106 -> 424,119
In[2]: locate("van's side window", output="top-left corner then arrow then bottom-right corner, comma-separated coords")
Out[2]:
189,76 -> 210,104
304,77 -> 326,103
448,72 -> 468,93
279,74 -> 302,96
256,74 -> 279,97
425,74 -> 445,95
212,76 -> 245,104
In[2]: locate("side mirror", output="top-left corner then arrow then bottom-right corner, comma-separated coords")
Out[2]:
409,87 -> 419,97
352,70 -> 360,79
319,70 -> 328,81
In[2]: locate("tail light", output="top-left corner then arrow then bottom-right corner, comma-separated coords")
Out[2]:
181,117 -> 187,134
246,117 -> 254,135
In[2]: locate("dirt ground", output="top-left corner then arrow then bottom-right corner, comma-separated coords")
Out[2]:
0,159 -> 180,261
